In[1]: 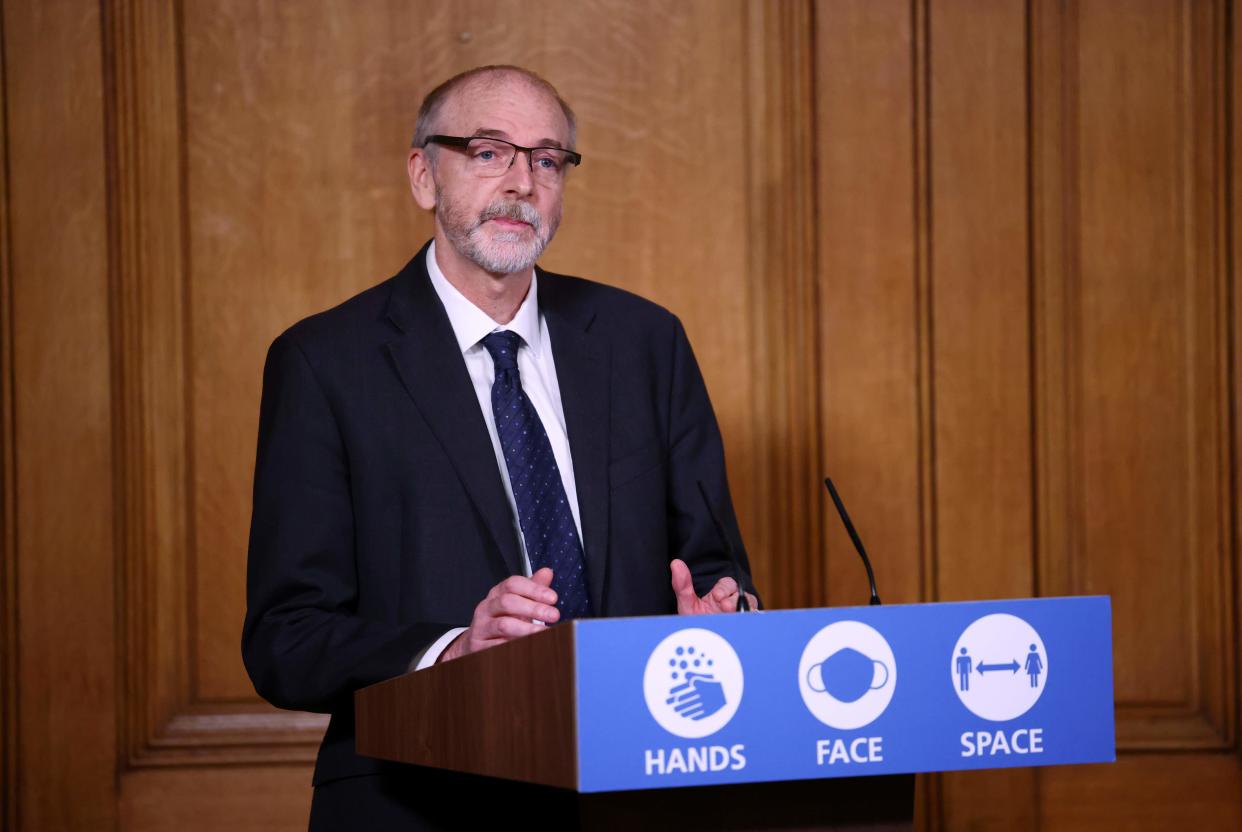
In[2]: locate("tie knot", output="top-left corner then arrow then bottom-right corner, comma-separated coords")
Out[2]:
481,330 -> 522,371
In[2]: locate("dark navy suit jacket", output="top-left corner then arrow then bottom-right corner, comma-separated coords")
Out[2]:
242,243 -> 755,789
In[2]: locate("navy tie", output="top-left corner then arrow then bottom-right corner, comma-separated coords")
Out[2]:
481,330 -> 592,619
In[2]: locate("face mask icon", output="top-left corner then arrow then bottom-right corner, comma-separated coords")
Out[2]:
806,647 -> 890,703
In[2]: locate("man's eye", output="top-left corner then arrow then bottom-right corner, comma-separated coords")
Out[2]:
534,154 -> 562,171
475,150 -> 496,161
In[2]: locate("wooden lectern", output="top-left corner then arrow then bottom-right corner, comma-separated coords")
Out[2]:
356,622 -> 914,831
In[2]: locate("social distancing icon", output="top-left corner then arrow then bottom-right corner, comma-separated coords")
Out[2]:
951,614 -> 1047,721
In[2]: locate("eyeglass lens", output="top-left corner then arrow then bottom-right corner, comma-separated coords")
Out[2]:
465,138 -> 572,179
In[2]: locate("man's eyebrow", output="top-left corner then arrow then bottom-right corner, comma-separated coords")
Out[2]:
471,128 -> 512,140
471,127 -> 566,149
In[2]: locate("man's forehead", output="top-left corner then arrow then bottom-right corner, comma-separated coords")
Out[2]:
441,74 -> 570,144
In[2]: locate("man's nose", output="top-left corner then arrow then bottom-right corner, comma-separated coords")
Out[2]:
501,150 -> 536,195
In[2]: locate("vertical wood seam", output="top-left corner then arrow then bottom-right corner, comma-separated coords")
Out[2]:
172,0 -> 201,713
1180,0 -> 1203,735
911,1 -> 941,829
1222,0 -> 1242,759
1024,1 -> 1045,825
913,0 -> 937,608
0,0 -> 20,822
1206,0 -> 1240,749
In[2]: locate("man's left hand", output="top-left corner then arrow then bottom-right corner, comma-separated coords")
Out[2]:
670,558 -> 758,615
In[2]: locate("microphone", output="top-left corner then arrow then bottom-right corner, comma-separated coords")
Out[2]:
696,480 -> 752,612
823,478 -> 881,606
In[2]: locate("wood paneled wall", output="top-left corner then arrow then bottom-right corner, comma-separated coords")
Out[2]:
2,1 -> 1239,829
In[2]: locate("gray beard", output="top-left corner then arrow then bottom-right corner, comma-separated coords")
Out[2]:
437,190 -> 557,275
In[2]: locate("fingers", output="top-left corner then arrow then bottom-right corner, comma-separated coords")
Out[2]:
478,613 -> 546,641
708,578 -> 759,612
665,685 -> 691,703
465,609 -> 548,654
669,558 -> 699,614
483,575 -> 560,624
454,572 -> 561,659
665,672 -> 713,702
488,573 -> 558,607
674,699 -> 705,717
709,577 -> 739,604
673,563 -> 759,615
493,584 -> 559,618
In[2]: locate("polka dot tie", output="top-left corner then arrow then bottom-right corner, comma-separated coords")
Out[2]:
481,331 -> 593,619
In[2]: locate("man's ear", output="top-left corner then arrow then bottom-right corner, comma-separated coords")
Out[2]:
407,148 -> 437,211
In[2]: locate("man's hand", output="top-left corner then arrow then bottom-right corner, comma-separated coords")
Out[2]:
439,568 -> 560,662
670,558 -> 758,615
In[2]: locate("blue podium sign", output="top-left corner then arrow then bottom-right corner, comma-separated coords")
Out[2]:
574,597 -> 1114,793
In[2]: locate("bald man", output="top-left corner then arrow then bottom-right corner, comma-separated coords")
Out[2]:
243,65 -> 757,830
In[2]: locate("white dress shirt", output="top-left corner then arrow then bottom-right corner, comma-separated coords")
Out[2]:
412,241 -> 582,669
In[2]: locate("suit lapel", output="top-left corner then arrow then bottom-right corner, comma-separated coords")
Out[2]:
541,272 -> 611,613
383,249 -> 523,577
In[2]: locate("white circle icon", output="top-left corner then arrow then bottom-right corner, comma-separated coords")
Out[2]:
643,628 -> 743,738
797,621 -> 897,730
951,613 -> 1048,721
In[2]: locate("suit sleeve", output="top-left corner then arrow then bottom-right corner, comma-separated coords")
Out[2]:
242,332 -> 450,713
664,317 -> 761,606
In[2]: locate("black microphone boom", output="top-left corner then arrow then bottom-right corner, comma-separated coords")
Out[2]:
823,478 -> 882,606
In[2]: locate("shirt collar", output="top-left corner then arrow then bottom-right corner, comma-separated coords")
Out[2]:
425,240 -> 543,357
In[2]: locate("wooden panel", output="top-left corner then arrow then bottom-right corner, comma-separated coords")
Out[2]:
744,0 -> 821,610
120,767 -> 313,832
107,0 -> 327,767
815,0 -> 924,609
1040,754 -> 1242,830
0,5 -> 16,825
5,0 -> 118,828
929,0 -> 1033,602
1034,0 -> 1235,751
928,2 -> 1037,828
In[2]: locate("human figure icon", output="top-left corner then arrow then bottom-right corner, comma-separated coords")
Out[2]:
1025,644 -> 1043,688
956,647 -> 972,692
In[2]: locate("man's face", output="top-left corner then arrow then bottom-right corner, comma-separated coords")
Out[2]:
425,77 -> 571,276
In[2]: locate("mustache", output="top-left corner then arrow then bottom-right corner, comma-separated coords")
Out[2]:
477,200 -> 542,231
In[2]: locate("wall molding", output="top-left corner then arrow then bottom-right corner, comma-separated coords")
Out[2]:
744,0 -> 823,610
105,0 -> 325,768
1,0 -> 20,816
1032,0 -> 1237,753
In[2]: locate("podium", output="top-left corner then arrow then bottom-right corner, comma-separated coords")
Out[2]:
356,598 -> 1114,830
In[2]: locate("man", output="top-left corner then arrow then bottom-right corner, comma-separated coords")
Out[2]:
243,65 -> 757,829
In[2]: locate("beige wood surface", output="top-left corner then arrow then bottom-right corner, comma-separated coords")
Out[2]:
2,1 -> 1239,829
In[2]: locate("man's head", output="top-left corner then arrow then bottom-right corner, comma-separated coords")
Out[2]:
406,66 -> 578,277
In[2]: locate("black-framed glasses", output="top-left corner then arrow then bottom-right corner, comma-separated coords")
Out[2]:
423,135 -> 582,183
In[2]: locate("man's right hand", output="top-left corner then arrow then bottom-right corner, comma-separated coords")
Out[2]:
438,567 -> 559,663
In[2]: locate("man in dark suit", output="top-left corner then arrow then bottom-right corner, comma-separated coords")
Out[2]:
243,65 -> 757,829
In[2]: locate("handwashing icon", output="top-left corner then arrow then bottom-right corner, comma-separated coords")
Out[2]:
806,647 -> 890,703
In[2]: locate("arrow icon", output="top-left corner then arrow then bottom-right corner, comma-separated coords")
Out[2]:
976,660 -> 1020,675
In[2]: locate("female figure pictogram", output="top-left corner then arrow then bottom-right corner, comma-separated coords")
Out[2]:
1025,644 -> 1043,688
